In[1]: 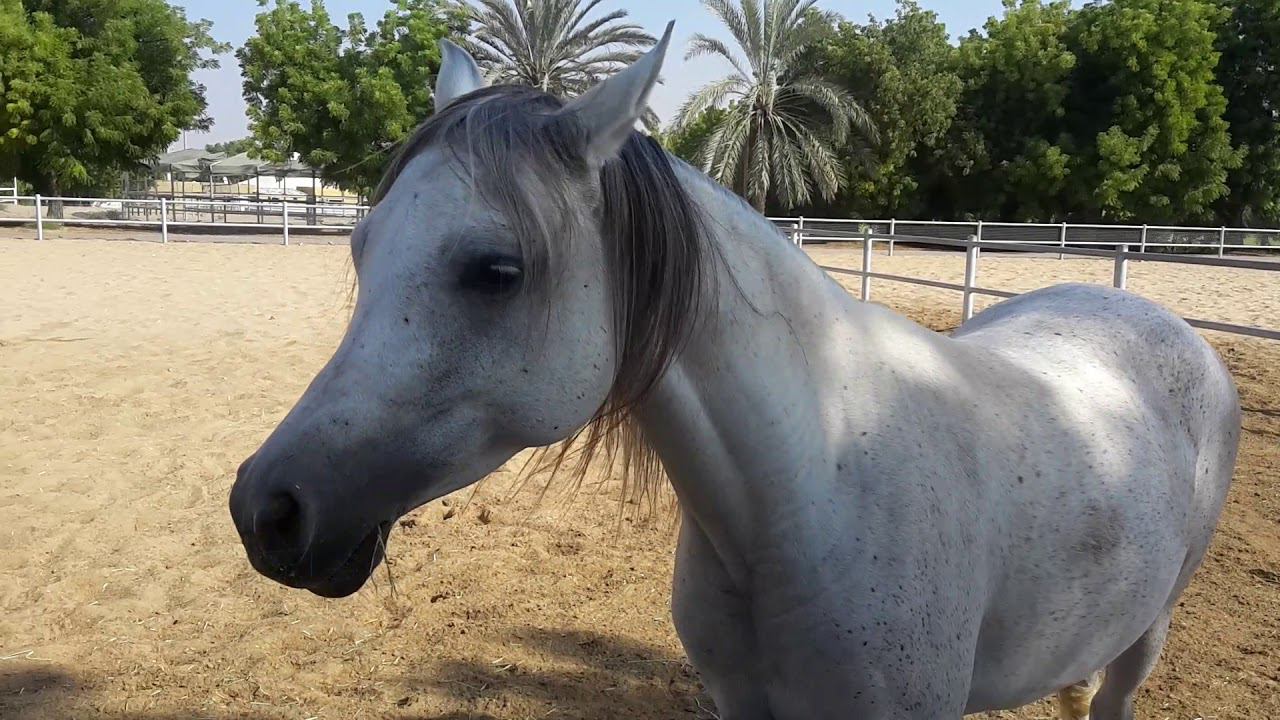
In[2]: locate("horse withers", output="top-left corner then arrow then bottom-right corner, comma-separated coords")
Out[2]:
229,25 -> 1240,719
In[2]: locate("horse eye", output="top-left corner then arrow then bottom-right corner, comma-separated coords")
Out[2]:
459,254 -> 523,295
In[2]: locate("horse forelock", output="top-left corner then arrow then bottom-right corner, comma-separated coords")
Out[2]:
373,85 -> 712,515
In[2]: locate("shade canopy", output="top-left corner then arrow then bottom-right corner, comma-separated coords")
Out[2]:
210,153 -> 316,178
150,150 -> 317,178
208,152 -> 262,176
151,149 -> 225,176
260,157 -> 313,177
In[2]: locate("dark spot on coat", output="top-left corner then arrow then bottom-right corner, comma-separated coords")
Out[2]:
1074,502 -> 1126,561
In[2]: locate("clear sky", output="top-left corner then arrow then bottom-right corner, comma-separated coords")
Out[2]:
171,0 -> 1082,149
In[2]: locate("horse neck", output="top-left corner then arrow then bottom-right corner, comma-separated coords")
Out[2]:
632,164 -> 866,583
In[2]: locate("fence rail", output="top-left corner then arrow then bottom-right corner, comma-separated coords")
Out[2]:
3,197 -> 1276,341
772,216 -> 1280,258
784,225 -> 1280,342
0,195 -> 366,245
8,196 -> 1280,255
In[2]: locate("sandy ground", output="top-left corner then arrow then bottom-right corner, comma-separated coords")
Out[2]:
1,236 -> 1276,719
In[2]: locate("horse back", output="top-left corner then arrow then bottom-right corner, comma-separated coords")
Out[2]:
954,282 -> 1239,453
951,282 -> 1239,533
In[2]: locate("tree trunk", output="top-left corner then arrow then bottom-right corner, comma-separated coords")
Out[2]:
45,176 -> 65,219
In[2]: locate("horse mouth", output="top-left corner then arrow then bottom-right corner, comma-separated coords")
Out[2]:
305,522 -> 391,598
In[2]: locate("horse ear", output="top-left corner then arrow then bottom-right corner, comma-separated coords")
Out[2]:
434,39 -> 486,113
562,21 -> 674,164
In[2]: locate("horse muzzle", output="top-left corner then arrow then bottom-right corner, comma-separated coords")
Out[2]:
229,452 -> 393,598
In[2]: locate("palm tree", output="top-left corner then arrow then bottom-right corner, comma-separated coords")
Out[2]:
674,0 -> 877,211
465,0 -> 655,98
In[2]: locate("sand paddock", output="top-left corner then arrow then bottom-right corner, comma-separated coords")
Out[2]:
1,235 -> 1277,719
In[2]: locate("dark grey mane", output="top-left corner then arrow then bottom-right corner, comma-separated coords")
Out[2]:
374,85 -> 712,506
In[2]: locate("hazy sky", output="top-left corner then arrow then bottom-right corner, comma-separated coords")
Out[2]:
172,0 -> 1084,149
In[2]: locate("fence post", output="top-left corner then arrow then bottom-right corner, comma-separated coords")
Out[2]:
1058,222 -> 1067,260
35,194 -> 43,241
160,198 -> 169,243
1218,227 -> 1226,258
9,177 -> 15,204
888,218 -> 896,257
282,201 -> 290,246
1140,225 -> 1148,254
1112,244 -> 1129,290
797,216 -> 805,247
962,240 -> 980,321
976,220 -> 984,244
860,234 -> 873,302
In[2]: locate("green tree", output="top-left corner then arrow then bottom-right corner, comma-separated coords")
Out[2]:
238,0 -> 468,194
932,0 -> 1076,221
1065,0 -> 1240,223
810,1 -> 960,218
1215,0 -> 1280,226
661,107 -> 725,166
0,0 -> 225,214
675,0 -> 876,211
466,0 -> 654,98
206,138 -> 256,155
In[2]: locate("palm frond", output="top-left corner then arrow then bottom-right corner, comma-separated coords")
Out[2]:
673,77 -> 747,129
468,0 -> 654,97
683,0 -> 877,209
770,129 -> 811,208
685,34 -> 751,80
783,80 -> 864,143
794,126 -> 843,200
701,0 -> 755,70
747,117 -> 771,206
706,109 -> 751,187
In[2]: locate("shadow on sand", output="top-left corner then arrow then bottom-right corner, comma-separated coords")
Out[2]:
403,626 -> 711,719
0,628 -> 712,720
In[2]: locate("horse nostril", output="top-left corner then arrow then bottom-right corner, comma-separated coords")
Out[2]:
261,492 -> 301,534
252,490 -> 308,570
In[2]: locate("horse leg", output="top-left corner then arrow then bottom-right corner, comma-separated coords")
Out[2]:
1057,671 -> 1103,720
672,520 -> 773,720
1089,610 -> 1174,720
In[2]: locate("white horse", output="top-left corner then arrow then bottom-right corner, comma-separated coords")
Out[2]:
230,26 -> 1240,719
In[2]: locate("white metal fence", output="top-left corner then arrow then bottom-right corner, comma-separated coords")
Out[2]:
773,216 -> 1280,257
776,224 -> 1280,342
0,195 -> 365,245
3,196 -> 1276,341
8,196 -> 1280,255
